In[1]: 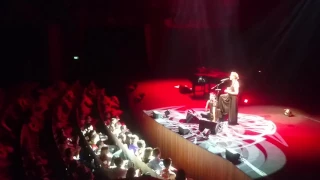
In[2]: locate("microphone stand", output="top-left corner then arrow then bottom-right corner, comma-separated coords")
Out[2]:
211,81 -> 227,97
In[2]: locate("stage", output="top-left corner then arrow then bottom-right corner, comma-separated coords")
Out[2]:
128,78 -> 320,179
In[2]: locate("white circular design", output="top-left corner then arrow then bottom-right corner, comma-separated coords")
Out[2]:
144,106 -> 287,179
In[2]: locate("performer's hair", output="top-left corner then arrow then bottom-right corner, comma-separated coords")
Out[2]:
209,93 -> 216,98
231,72 -> 239,80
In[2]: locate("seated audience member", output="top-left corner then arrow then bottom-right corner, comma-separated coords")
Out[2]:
95,140 -> 105,155
108,117 -> 119,130
136,140 -> 146,159
100,146 -> 112,168
111,96 -> 120,107
89,133 -> 99,151
126,167 -> 136,179
112,122 -> 122,137
120,124 -> 129,133
142,147 -> 153,163
128,135 -> 139,154
118,133 -> 127,146
83,124 -> 94,137
124,132 -> 133,146
147,147 -> 164,174
81,123 -> 92,135
108,157 -> 127,179
161,158 -> 176,180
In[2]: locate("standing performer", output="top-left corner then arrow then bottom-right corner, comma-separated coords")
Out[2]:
202,93 -> 217,122
218,72 -> 240,125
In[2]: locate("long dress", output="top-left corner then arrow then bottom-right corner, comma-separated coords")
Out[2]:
218,81 -> 238,125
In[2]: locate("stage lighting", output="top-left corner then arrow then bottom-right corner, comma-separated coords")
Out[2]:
198,76 -> 206,83
244,99 -> 248,103
284,109 -> 293,117
73,56 -> 79,60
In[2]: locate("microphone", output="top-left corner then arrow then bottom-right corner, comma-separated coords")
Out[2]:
220,78 -> 230,82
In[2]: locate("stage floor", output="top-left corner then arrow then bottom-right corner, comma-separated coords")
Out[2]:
128,78 -> 320,179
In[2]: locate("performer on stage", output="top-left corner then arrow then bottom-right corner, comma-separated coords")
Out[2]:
218,72 -> 240,125
202,93 -> 217,122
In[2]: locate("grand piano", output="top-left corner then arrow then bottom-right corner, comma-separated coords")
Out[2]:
190,67 -> 229,96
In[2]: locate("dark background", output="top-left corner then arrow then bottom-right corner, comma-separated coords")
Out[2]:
0,0 -> 319,112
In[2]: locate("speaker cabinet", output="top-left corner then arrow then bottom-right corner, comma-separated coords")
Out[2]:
178,125 -> 190,135
199,120 -> 218,135
152,111 -> 161,119
226,149 -> 240,164
186,113 -> 199,123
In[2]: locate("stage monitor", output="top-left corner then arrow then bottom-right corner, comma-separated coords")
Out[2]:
152,111 -> 161,119
186,112 -> 199,123
226,149 -> 241,164
178,125 -> 190,135
199,120 -> 218,135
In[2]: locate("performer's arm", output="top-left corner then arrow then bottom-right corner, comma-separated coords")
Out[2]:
205,100 -> 209,111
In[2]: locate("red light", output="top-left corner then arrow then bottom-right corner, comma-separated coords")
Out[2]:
244,99 -> 248,103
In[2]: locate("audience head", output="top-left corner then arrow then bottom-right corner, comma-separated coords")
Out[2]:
115,122 -> 121,129
114,157 -> 124,168
111,118 -> 118,125
137,140 -> 146,149
163,158 -> 172,168
118,133 -> 126,144
175,169 -> 186,180
153,147 -> 161,158
130,135 -> 139,144
100,146 -> 109,154
120,125 -> 127,132
84,124 -> 94,132
143,147 -> 153,163
96,140 -> 104,148
90,133 -> 100,145
126,167 -> 136,178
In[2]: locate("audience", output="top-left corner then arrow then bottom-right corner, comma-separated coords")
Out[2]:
161,158 -> 176,180
147,147 -> 164,174
0,80 -> 192,180
108,157 -> 127,179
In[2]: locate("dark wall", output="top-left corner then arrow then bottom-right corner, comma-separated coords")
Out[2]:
0,25 -> 48,86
